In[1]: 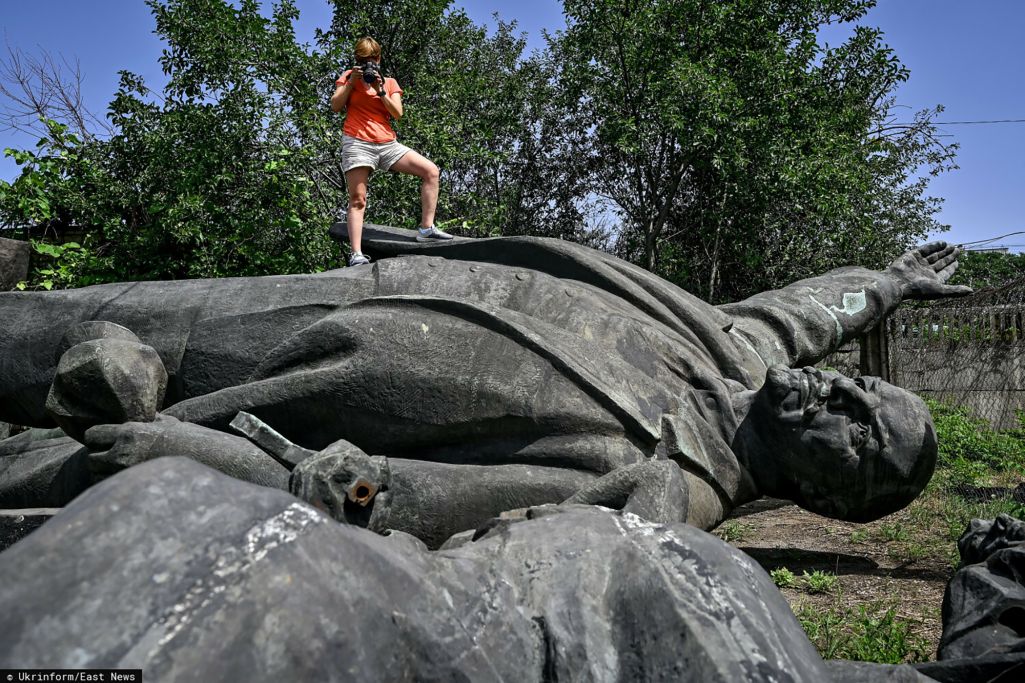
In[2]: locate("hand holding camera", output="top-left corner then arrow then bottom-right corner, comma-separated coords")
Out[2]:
359,61 -> 382,87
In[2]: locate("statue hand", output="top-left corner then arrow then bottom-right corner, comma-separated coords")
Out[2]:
886,241 -> 974,301
84,417 -> 177,475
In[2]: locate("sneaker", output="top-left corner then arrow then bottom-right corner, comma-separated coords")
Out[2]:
348,251 -> 370,267
416,225 -> 454,242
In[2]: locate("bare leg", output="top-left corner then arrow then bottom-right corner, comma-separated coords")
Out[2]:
389,150 -> 440,228
345,166 -> 372,254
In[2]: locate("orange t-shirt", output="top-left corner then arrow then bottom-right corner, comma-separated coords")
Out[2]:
336,70 -> 403,143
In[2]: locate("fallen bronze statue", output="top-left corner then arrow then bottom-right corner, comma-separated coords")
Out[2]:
0,225 -> 968,543
5,226 -> 1025,681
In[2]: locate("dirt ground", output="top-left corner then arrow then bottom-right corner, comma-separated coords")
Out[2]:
721,498 -> 952,658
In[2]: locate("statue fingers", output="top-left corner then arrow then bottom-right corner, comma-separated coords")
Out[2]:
925,243 -> 957,266
915,241 -> 948,259
932,251 -> 959,275
942,284 -> 974,297
937,260 -> 971,295
912,279 -> 972,300
937,259 -> 961,282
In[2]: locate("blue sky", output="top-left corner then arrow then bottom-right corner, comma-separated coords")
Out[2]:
1,1 -> 1022,250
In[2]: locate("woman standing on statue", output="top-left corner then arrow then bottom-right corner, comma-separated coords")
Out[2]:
330,37 -> 452,266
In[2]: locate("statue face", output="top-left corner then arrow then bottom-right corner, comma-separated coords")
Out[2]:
757,365 -> 937,521
765,366 -> 885,462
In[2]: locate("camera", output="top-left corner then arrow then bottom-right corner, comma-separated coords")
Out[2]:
358,61 -> 381,86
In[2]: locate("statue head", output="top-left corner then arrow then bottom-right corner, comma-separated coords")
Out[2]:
744,365 -> 937,522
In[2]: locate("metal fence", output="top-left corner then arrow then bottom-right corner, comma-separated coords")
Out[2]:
887,305 -> 1025,430
821,279 -> 1025,430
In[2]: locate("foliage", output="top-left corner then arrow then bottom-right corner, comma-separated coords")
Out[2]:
714,519 -> 752,543
16,239 -> 94,291
1,0 -> 956,294
849,528 -> 868,543
1,121 -> 100,240
96,0 -> 338,279
907,319 -> 1023,345
925,398 -> 1025,487
796,601 -> 929,663
0,0 -> 552,284
802,570 -> 839,594
770,567 -> 797,589
940,492 -> 1025,563
877,522 -> 909,543
902,397 -> 1025,569
546,0 -> 956,302
2,1 -> 339,282
947,250 -> 1025,291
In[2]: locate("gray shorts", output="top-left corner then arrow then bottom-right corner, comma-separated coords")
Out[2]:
342,135 -> 411,173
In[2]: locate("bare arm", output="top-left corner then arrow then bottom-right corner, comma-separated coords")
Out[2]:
379,89 -> 403,120
330,70 -> 359,113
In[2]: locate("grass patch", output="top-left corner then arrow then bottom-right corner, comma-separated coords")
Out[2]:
925,398 -> 1025,485
878,522 -> 909,543
802,570 -> 838,594
795,599 -> 930,664
714,519 -> 752,543
771,567 -> 797,589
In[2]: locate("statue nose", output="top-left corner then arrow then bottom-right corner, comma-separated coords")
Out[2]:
830,376 -> 879,410
831,377 -> 860,398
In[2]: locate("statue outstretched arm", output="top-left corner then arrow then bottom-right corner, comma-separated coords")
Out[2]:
719,242 -> 971,369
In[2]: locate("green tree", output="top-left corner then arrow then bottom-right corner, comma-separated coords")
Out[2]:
947,250 -> 1025,291
0,119 -> 113,286
97,0 -> 337,279
2,0 -> 959,297
2,0 -> 340,281
548,0 -> 957,302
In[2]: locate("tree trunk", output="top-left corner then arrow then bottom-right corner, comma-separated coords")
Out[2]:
707,225 -> 722,302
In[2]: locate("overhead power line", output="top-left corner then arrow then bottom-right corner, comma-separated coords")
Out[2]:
959,231 -> 1025,248
933,119 -> 1025,125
